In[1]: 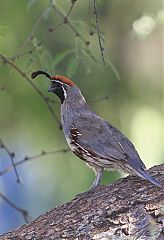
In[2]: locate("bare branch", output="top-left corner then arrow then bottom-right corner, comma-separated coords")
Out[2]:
88,94 -> 110,104
52,2 -> 86,43
0,148 -> 70,176
0,192 -> 31,223
0,139 -> 21,183
15,19 -> 64,59
0,54 -> 61,128
51,1 -> 99,63
93,0 -> 106,65
66,0 -> 77,18
12,0 -> 54,61
47,20 -> 64,33
6,0 -> 105,67
12,0 -> 78,60
88,0 -> 93,36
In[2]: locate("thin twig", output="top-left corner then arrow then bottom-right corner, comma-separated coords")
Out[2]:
14,40 -> 43,59
0,139 -> 21,183
0,148 -> 70,176
51,0 -> 100,66
0,54 -> 61,128
12,1 -> 77,60
16,20 -> 64,59
48,20 -> 64,33
88,94 -> 110,104
66,0 -> 76,18
89,0 -> 93,35
9,1 -> 100,67
93,0 -> 105,65
12,0 -> 53,61
52,3 -> 86,43
0,192 -> 31,223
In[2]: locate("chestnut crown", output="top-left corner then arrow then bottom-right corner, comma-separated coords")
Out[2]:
31,70 -> 75,103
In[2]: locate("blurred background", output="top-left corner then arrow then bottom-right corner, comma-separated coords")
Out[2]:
0,0 -> 163,235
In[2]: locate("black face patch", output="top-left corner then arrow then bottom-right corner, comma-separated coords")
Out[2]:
48,82 -> 66,104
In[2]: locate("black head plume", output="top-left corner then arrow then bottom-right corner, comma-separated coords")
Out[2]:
31,70 -> 51,80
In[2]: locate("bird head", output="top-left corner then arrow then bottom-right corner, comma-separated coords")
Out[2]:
31,70 -> 75,103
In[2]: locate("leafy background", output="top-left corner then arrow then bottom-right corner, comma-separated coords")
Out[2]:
0,0 -> 163,234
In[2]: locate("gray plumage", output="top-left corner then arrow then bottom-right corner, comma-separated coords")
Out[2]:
31,71 -> 161,189
60,85 -> 161,189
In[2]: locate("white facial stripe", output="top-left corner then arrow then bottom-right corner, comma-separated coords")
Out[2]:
51,80 -> 62,84
51,80 -> 67,99
62,86 -> 67,99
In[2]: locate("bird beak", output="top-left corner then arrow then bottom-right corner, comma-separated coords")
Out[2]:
48,86 -> 53,92
31,70 -> 53,92
48,81 -> 56,92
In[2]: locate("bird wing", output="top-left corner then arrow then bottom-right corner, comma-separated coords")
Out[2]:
69,112 -> 161,187
71,113 -> 128,161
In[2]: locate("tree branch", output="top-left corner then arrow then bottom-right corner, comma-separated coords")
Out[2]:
93,0 -> 106,65
0,54 -> 61,128
0,139 -> 21,183
0,148 -> 70,176
0,193 -> 31,224
0,164 -> 163,240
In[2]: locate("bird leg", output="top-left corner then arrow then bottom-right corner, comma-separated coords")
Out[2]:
89,168 -> 104,190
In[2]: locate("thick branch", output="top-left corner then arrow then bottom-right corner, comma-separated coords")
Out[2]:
1,164 -> 164,240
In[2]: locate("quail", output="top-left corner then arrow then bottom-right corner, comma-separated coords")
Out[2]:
31,70 -> 161,189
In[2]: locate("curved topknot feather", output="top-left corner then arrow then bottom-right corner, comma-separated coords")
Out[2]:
31,71 -> 75,87
31,70 -> 51,80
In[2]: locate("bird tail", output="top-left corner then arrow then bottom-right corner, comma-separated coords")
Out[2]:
135,167 -> 161,188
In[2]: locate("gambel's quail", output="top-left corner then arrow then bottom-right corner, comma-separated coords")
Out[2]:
31,70 -> 161,189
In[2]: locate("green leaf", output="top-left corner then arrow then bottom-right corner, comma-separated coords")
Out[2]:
107,59 -> 121,81
42,6 -> 52,20
27,0 -> 38,12
52,50 -> 73,70
52,0 -> 67,16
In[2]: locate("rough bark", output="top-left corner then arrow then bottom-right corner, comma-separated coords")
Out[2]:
0,164 -> 164,240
